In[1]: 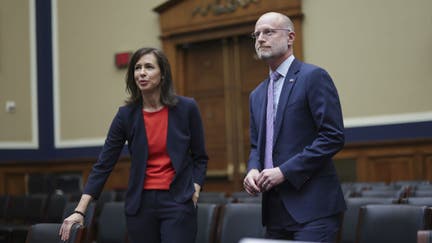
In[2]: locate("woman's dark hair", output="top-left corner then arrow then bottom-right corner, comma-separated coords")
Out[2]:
125,47 -> 177,106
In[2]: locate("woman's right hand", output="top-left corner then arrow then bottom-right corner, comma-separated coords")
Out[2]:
59,212 -> 84,241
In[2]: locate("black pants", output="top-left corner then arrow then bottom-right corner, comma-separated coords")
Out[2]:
126,190 -> 197,243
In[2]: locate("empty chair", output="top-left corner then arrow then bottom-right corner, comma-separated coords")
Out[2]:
97,201 -> 127,243
25,223 -> 84,243
340,197 -> 396,243
216,203 -> 264,243
196,203 -> 219,243
0,194 -> 48,243
356,204 -> 432,243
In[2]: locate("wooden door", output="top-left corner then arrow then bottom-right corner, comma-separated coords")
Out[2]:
182,35 -> 268,191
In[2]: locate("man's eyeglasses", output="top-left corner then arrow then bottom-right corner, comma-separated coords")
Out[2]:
251,28 -> 291,39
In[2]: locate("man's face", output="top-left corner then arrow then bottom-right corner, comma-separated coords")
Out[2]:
254,15 -> 293,62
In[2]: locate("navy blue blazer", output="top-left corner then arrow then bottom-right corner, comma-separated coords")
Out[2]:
248,59 -> 346,224
83,96 -> 208,216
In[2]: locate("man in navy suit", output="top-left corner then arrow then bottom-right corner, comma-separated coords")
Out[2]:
243,12 -> 346,242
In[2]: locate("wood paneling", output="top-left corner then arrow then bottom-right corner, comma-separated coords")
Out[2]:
0,158 -> 130,195
1,139 -> 431,195
335,139 -> 432,183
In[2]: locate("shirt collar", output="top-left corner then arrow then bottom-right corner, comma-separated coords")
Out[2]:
270,55 -> 295,79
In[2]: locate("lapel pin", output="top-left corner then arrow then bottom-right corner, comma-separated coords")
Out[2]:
289,78 -> 295,82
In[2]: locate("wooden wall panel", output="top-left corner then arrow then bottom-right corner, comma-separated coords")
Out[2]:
424,155 -> 432,181
336,139 -> 432,183
0,158 -> 130,195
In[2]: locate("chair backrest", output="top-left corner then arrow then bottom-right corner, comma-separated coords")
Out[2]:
196,203 -> 219,243
97,201 -> 126,243
217,203 -> 264,243
418,230 -> 432,243
356,204 -> 432,243
340,197 -> 396,243
25,223 -> 84,243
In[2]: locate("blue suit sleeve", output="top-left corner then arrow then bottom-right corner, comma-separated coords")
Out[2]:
280,68 -> 345,189
83,108 -> 127,198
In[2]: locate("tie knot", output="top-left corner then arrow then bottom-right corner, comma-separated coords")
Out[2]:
270,71 -> 281,82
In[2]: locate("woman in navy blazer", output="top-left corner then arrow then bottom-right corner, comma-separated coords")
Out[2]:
60,47 -> 208,243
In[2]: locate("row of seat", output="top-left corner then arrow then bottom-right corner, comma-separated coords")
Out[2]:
17,202 -> 432,243
19,201 -> 263,243
0,193 -> 96,243
341,196 -> 432,243
342,181 -> 432,199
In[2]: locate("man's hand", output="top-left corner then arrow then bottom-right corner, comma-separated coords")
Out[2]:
243,169 -> 261,195
257,167 -> 284,191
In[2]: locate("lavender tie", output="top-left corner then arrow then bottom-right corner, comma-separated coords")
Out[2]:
264,71 -> 281,169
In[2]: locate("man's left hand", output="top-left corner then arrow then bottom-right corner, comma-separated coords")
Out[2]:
257,167 -> 284,191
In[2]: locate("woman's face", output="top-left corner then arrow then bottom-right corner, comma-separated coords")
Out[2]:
134,53 -> 162,94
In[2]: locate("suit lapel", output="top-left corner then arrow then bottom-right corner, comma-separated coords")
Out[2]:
274,59 -> 302,143
132,104 -> 148,155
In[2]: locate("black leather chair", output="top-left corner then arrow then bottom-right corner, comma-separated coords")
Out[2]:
216,203 -> 265,243
0,194 -> 48,243
356,204 -> 432,243
340,197 -> 396,243
25,223 -> 84,243
196,203 -> 219,243
97,201 -> 127,243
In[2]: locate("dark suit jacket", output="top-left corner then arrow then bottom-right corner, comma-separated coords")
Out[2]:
248,58 -> 346,224
83,96 -> 208,216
